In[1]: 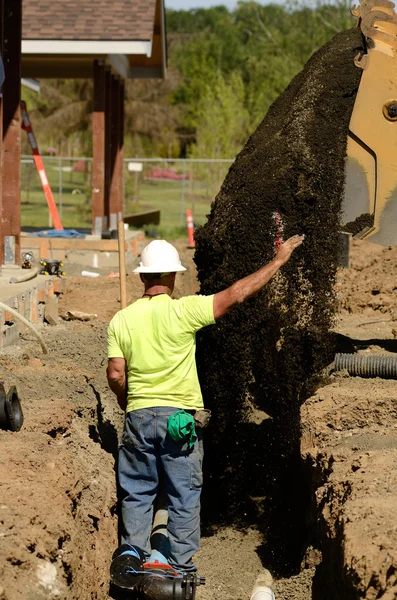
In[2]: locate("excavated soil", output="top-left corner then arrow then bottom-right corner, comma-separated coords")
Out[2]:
194,27 -> 364,575
1,238 -> 397,600
300,240 -> 397,599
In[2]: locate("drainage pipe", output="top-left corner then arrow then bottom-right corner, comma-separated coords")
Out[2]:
149,508 -> 169,563
9,268 -> 39,284
0,301 -> 48,354
250,571 -> 275,600
334,353 -> 397,379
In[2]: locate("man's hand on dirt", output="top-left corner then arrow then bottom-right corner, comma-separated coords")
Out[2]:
276,235 -> 305,265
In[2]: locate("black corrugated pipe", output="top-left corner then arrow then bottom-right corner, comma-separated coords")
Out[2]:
334,353 -> 397,378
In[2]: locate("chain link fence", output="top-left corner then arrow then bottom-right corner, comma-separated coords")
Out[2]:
20,156 -> 234,233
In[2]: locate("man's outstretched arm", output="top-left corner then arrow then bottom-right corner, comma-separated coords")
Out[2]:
213,235 -> 304,320
107,357 -> 128,411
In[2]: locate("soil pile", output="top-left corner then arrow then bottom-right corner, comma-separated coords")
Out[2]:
301,373 -> 397,599
336,239 -> 397,316
0,321 -> 121,600
194,28 -> 364,573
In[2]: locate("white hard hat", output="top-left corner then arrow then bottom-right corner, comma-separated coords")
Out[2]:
133,240 -> 186,273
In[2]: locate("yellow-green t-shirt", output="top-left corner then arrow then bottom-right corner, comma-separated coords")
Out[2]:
107,294 -> 215,413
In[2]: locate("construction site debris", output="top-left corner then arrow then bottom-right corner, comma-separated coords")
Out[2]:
44,295 -> 59,326
81,270 -> 100,278
61,310 -> 98,322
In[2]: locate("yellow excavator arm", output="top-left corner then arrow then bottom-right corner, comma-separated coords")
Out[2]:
343,0 -> 397,245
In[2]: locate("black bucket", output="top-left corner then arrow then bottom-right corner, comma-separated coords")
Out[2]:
0,384 -> 23,432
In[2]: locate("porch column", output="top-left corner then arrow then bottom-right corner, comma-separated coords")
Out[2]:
92,59 -> 106,235
0,0 -> 4,264
109,74 -> 121,231
2,0 -> 21,264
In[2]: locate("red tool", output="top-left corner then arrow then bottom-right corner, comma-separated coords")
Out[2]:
20,101 -> 64,231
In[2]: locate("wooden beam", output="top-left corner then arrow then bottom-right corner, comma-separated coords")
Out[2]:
21,237 -> 130,252
92,59 -> 106,235
2,0 -> 21,264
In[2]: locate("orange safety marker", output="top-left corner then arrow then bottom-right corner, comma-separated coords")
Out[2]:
20,101 -> 64,231
186,209 -> 195,248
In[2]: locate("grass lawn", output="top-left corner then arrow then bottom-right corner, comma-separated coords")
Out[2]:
21,160 -> 217,236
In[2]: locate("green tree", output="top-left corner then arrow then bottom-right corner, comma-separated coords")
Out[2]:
191,71 -> 249,159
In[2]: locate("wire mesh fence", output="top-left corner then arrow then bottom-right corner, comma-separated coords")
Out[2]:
20,156 -> 234,233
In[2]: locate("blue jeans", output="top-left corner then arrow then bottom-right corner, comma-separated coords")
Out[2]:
118,407 -> 204,572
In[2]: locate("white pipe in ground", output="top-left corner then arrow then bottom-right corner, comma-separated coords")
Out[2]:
250,570 -> 275,600
148,508 -> 169,563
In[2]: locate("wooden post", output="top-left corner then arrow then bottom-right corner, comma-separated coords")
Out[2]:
117,220 -> 127,309
0,0 -> 4,265
2,0 -> 21,264
118,80 -> 125,221
92,60 -> 106,235
104,66 -> 112,231
109,75 -> 120,232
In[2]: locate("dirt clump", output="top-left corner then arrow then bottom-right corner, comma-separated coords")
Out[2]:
194,28 -> 364,574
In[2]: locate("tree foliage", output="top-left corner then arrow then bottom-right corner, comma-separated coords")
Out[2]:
23,1 -> 355,158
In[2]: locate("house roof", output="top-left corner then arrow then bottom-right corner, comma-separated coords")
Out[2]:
22,0 -> 156,41
21,0 -> 166,79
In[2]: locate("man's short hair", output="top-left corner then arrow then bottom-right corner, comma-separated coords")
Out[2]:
142,272 -> 172,281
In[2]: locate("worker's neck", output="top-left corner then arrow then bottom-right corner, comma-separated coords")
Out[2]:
143,284 -> 172,297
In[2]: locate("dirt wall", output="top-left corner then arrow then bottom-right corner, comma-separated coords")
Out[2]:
0,322 -> 120,600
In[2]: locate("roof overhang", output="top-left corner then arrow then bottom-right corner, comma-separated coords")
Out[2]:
21,0 -> 167,79
22,40 -> 152,56
129,0 -> 167,79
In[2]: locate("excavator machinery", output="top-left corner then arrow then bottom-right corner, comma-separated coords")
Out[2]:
343,0 -> 397,245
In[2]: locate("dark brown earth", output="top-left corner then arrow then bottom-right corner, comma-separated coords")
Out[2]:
194,27 -> 364,575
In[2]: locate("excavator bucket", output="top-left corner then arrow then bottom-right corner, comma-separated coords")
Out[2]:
343,0 -> 397,245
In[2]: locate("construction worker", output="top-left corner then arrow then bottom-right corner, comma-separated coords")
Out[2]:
107,235 -> 303,574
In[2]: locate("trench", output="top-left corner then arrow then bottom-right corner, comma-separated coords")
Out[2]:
76,27 -> 366,599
